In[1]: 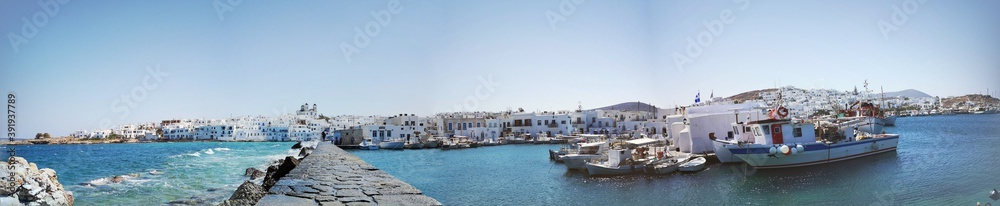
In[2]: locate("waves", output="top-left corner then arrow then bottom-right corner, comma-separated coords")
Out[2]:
43,142 -> 296,205
169,148 -> 232,158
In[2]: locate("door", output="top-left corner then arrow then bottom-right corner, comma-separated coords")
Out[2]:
771,124 -> 783,144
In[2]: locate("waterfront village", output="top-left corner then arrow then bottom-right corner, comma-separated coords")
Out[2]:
48,86 -> 995,148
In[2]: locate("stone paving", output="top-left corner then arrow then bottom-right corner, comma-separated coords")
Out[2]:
256,142 -> 441,206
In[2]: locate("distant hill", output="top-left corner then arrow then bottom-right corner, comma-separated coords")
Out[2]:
592,102 -> 660,111
726,88 -> 778,102
941,94 -> 999,108
883,89 -> 933,99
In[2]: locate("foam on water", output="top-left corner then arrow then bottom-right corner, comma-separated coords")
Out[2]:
204,149 -> 215,155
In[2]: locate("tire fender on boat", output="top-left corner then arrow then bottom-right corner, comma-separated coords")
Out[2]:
780,145 -> 791,156
871,142 -> 879,151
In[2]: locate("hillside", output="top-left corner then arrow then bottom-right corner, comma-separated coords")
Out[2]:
726,88 -> 777,102
591,102 -> 659,111
941,94 -> 999,108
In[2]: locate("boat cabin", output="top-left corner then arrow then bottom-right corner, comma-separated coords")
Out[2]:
733,119 -> 816,145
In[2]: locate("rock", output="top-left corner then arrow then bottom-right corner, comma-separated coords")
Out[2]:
216,181 -> 266,206
297,147 -> 313,158
291,142 -> 303,149
110,176 -> 125,183
244,168 -> 265,180
0,157 -> 73,206
262,156 -> 299,190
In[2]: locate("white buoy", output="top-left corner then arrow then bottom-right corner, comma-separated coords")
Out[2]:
796,144 -> 804,153
769,147 -> 777,154
780,145 -> 790,155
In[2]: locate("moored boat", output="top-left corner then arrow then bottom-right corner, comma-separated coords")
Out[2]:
378,139 -> 405,150
584,138 -> 659,176
405,142 -> 424,149
678,157 -> 706,172
725,117 -> 900,169
359,138 -> 379,150
561,141 -> 609,170
423,137 -> 442,148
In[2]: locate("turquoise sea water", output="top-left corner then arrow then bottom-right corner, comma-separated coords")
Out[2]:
3,142 -> 295,205
352,114 -> 1000,205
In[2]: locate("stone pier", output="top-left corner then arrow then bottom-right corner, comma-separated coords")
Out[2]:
256,142 -> 441,206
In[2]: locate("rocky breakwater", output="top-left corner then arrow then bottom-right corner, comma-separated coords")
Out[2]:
0,157 -> 74,206
256,142 -> 441,206
217,141 -> 316,206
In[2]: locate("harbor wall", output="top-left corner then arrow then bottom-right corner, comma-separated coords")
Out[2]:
255,142 -> 440,206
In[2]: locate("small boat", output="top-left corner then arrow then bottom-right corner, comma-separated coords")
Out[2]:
423,138 -> 441,148
585,138 -> 659,176
549,147 -> 571,161
379,139 -> 405,150
149,170 -> 164,175
990,188 -> 999,201
359,139 -> 379,150
678,157 -> 706,172
561,141 -> 609,170
405,142 -> 424,149
644,155 -> 689,175
549,136 -> 569,144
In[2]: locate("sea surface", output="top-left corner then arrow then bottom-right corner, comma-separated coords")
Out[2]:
352,114 -> 1000,205
2,142 -> 296,205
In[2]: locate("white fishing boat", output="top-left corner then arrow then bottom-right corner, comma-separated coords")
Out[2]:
584,149 -> 647,176
678,157 -> 706,172
423,138 -> 441,148
359,138 -> 379,150
584,138 -> 659,176
378,138 -> 405,150
561,141 -> 609,170
725,118 -> 900,169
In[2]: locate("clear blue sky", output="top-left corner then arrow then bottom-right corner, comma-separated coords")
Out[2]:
2,0 -> 998,136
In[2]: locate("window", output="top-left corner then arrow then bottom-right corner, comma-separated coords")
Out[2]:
762,126 -> 770,135
448,123 -> 453,131
372,131 -> 377,137
544,120 -> 549,125
538,120 -> 542,126
793,128 -> 802,137
561,120 -> 566,124
387,130 -> 392,137
477,122 -> 481,127
733,126 -> 740,135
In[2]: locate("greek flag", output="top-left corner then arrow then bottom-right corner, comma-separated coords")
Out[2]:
695,92 -> 701,103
